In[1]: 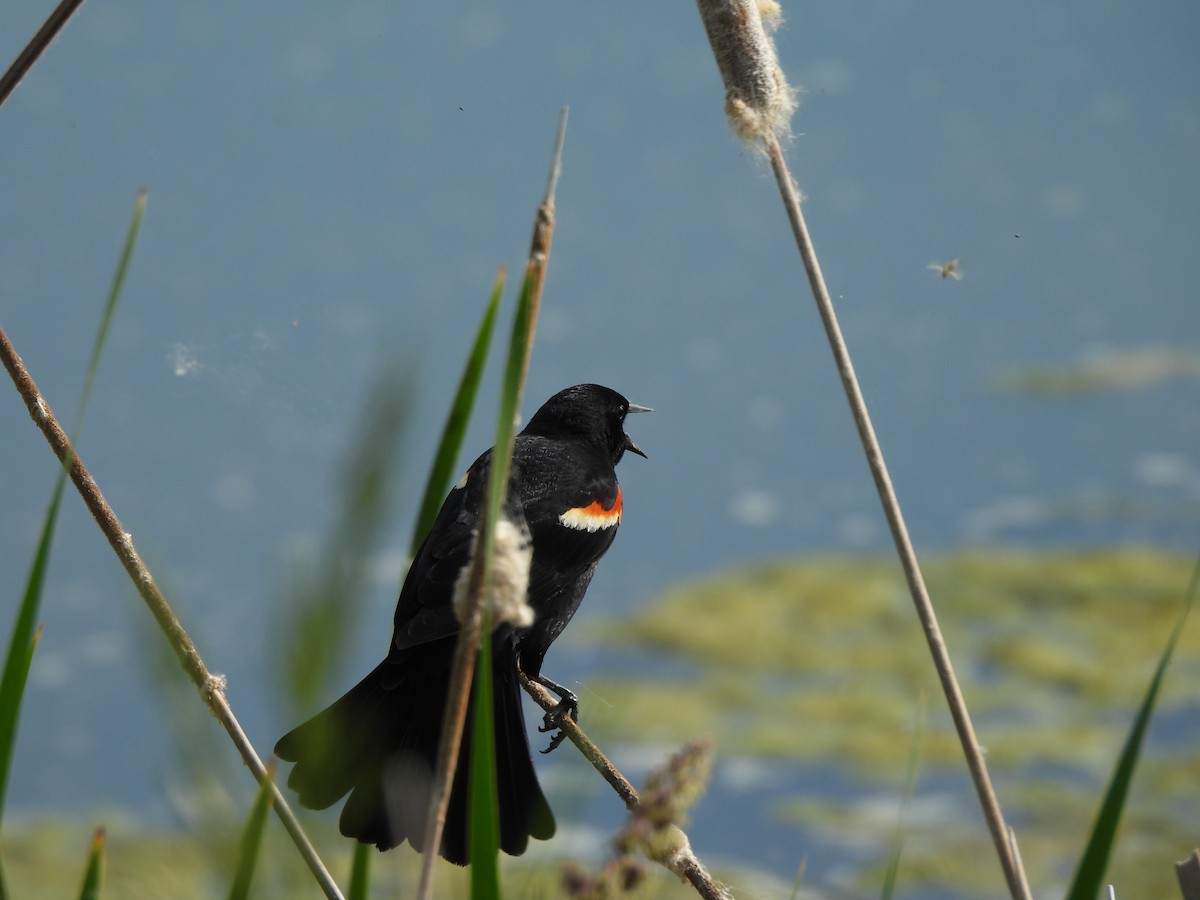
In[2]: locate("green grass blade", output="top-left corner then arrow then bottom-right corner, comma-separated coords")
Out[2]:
0,189 -> 146,825
468,619 -> 501,897
881,692 -> 927,900
226,765 -> 276,900
279,363 -> 413,711
0,513 -> 57,824
347,843 -> 370,900
493,268 -> 536,474
76,828 -> 105,900
410,270 -> 503,554
0,504 -> 54,899
787,858 -> 807,900
479,262 -> 538,543
77,189 -> 147,432
1066,553 -> 1200,900
324,274 -> 501,900
466,269 -> 538,893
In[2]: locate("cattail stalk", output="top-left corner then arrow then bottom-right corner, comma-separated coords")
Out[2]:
694,2 -> 1032,897
0,0 -> 85,107
414,110 -> 567,900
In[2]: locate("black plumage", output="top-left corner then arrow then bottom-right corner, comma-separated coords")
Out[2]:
275,384 -> 648,864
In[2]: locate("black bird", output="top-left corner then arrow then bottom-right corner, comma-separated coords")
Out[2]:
275,383 -> 649,865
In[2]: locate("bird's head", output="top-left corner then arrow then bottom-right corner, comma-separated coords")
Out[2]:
523,383 -> 651,465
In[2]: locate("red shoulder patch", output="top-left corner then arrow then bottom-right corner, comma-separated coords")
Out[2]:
558,486 -> 623,532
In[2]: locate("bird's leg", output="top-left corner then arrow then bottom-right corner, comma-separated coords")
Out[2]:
533,673 -> 578,754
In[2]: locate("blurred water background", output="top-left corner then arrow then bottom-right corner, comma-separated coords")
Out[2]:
1,1 -> 1197,894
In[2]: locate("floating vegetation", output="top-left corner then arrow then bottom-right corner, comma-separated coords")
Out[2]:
588,549 -> 1199,897
994,346 -> 1200,395
1,814 -> 765,899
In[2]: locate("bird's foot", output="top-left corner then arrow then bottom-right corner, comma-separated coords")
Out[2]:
534,676 -> 579,754
538,697 -> 578,754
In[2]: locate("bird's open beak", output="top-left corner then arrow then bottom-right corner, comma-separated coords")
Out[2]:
623,433 -> 647,458
623,403 -> 652,458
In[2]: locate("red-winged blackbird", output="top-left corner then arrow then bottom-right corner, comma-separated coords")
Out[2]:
275,383 -> 649,865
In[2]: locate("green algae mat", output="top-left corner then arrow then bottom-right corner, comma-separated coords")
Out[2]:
588,549 -> 1199,897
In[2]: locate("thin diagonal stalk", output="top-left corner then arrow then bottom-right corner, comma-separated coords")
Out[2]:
409,271 -> 504,547
761,134 -> 1030,900
227,763 -> 276,900
76,828 -> 104,900
518,673 -> 639,810
0,326 -> 343,900
1178,849 -> 1200,900
881,693 -> 927,899
519,675 -> 729,900
415,108 -> 567,900
0,190 -> 145,836
0,0 -> 86,107
692,3 -> 1028,891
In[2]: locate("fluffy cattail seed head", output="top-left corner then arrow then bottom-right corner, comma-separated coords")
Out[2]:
453,515 -> 534,629
696,0 -> 796,144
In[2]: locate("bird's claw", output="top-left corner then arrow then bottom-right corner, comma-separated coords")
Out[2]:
538,698 -> 578,754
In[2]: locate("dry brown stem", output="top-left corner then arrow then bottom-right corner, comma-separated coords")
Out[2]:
692,1 -> 1032,896
0,0 -> 85,107
0,326 -> 343,899
1178,849 -> 1200,900
520,676 -> 731,900
414,109 -> 568,900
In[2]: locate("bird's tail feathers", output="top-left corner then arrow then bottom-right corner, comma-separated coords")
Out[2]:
276,636 -> 554,865
275,660 -> 405,811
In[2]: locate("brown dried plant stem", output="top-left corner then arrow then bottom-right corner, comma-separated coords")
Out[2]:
0,326 -> 344,900
520,676 -> 731,900
0,0 -> 85,106
761,134 -> 1030,900
519,674 -> 639,810
414,539 -> 490,900
414,110 -> 568,900
1178,848 -> 1200,900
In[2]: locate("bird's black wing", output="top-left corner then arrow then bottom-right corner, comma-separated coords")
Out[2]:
389,436 -> 620,657
388,450 -> 491,655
